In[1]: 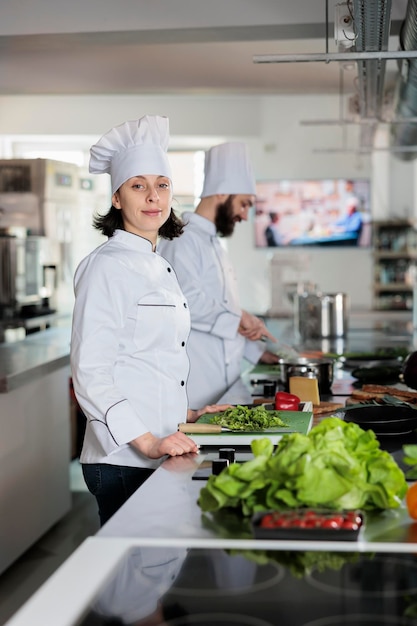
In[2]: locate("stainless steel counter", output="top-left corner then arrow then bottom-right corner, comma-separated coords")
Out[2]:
0,322 -> 72,575
0,324 -> 71,392
264,315 -> 415,356
97,371 -> 417,550
97,446 -> 417,551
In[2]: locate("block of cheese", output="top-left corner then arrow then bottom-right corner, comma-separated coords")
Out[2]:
289,376 -> 320,405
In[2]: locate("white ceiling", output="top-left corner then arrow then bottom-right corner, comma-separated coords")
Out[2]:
0,0 -> 409,98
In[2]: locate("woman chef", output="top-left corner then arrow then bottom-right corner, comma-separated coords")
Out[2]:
70,115 -> 227,526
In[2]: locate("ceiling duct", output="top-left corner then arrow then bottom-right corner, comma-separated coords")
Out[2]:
391,0 -> 417,159
352,0 -> 392,117
352,0 -> 392,149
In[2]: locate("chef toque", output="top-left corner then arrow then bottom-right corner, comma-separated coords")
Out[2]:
89,115 -> 172,194
200,141 -> 256,198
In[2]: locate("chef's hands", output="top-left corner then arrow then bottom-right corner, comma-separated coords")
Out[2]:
258,342 -> 299,364
187,404 -> 232,423
131,431 -> 199,459
239,310 -> 276,343
259,350 -> 280,364
161,453 -> 201,473
130,404 -> 232,459
276,342 -> 299,359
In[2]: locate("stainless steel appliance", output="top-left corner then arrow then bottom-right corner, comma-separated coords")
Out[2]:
0,235 -> 57,318
295,291 -> 349,339
0,159 -> 82,334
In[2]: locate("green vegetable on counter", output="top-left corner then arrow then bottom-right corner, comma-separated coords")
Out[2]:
231,549 -> 361,578
198,417 -> 407,515
324,347 -> 408,360
209,404 -> 287,431
402,445 -> 417,479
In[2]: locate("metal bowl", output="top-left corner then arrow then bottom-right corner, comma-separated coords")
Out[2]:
278,357 -> 334,394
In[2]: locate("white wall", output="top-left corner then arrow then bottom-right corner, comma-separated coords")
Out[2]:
0,92 -> 415,314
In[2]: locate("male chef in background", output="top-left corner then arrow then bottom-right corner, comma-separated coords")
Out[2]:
159,141 -> 280,408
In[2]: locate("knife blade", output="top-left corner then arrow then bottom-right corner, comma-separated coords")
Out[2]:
178,422 -> 295,434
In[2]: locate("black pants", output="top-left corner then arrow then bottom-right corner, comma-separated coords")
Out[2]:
82,463 -> 154,526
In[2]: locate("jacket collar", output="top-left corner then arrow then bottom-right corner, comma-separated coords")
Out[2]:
112,229 -> 155,252
183,211 -> 217,237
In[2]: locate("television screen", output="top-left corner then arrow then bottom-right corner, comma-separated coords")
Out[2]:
254,178 -> 372,248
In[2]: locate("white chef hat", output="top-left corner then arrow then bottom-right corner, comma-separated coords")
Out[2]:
200,141 -> 256,198
89,115 -> 172,194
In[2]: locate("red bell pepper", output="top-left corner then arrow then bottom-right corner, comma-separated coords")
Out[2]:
275,391 -> 300,411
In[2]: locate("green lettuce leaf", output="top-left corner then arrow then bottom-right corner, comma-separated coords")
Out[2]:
197,416 -> 408,516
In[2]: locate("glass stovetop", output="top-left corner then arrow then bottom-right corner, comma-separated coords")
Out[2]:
79,546 -> 417,625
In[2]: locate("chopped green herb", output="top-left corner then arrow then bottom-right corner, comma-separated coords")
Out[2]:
210,404 -> 287,431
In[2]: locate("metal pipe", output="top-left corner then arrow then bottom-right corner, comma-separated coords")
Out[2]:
253,50 -> 417,63
301,117 -> 417,125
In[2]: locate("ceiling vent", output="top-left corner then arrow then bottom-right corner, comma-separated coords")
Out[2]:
390,0 -> 417,159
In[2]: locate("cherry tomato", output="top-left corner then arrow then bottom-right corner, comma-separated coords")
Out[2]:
301,519 -> 313,528
258,509 -> 363,533
344,511 -> 362,525
321,518 -> 340,529
260,514 -> 274,528
406,482 -> 417,520
341,520 -> 359,530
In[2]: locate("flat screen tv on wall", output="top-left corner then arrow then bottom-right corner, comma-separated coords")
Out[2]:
254,178 -> 372,248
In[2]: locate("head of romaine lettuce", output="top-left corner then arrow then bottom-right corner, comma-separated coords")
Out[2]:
198,417 -> 407,516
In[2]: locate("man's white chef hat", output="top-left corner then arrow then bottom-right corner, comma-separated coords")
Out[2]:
200,141 -> 256,198
89,115 -> 172,194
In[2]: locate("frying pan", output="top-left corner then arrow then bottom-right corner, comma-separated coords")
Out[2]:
339,405 -> 417,436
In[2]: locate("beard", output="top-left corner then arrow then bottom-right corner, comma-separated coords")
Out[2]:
214,195 -> 240,237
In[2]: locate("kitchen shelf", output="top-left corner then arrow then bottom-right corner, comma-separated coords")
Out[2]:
374,251 -> 417,259
373,283 -> 412,291
373,220 -> 417,311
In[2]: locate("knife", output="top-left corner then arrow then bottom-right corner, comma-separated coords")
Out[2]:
178,423 -> 295,434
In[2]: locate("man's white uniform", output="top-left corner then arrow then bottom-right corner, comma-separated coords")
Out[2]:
159,212 -> 263,407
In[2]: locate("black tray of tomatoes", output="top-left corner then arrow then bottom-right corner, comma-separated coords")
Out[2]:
252,509 -> 363,541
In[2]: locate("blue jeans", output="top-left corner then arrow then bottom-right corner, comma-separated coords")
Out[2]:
82,463 -> 154,526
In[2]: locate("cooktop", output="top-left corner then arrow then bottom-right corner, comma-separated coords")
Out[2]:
78,546 -> 417,625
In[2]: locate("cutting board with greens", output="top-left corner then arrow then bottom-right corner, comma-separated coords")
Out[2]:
188,406 -> 313,446
196,407 -> 312,435
203,404 -> 287,431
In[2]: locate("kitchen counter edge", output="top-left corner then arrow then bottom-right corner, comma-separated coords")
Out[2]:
0,324 -> 71,393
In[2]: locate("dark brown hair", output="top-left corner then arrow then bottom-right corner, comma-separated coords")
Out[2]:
93,206 -> 184,239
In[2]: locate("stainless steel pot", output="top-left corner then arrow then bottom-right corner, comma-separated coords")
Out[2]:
278,357 -> 334,393
295,292 -> 348,339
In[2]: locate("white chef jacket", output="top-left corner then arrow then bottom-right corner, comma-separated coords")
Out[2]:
70,229 -> 190,469
158,212 -> 263,408
93,546 -> 187,623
